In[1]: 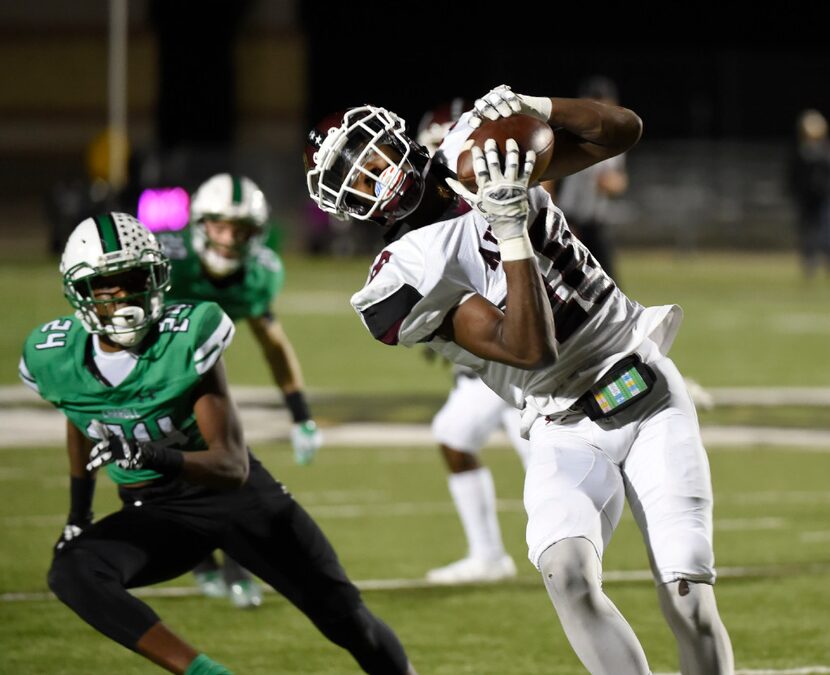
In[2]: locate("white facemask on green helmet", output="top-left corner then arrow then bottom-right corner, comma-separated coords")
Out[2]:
60,213 -> 171,348
189,173 -> 270,277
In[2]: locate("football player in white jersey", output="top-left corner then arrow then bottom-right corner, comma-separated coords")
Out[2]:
304,86 -> 734,674
417,102 -> 530,584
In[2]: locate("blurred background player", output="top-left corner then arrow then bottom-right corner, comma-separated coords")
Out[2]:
555,75 -> 629,283
787,108 -> 830,278
417,101 -> 530,583
158,173 -> 323,608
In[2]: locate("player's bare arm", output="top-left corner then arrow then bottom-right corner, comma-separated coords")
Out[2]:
439,264 -> 555,369
247,314 -> 305,393
187,357 -> 249,488
542,98 -> 642,181
468,84 -> 642,182
57,420 -> 98,552
66,419 -> 94,478
444,138 -> 556,368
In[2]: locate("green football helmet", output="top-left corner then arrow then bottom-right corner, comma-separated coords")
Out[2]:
60,213 -> 171,347
190,173 -> 270,277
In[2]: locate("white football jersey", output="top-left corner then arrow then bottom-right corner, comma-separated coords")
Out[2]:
351,114 -> 682,434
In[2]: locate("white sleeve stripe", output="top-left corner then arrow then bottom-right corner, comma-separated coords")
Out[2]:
18,356 -> 40,393
194,313 -> 235,375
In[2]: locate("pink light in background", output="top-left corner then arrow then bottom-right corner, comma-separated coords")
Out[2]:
137,187 -> 190,232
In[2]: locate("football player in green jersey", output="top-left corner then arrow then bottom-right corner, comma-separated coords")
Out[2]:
19,213 -> 417,675
161,173 -> 322,465
159,173 -> 322,607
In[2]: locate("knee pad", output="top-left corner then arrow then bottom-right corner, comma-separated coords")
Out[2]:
539,538 -> 603,604
658,580 -> 720,633
48,547 -> 159,649
48,548 -> 97,601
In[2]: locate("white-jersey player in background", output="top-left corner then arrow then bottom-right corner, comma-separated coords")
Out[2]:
304,85 -> 734,674
417,100 -> 529,584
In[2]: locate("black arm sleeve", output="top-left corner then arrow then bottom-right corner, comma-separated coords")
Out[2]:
68,475 -> 96,525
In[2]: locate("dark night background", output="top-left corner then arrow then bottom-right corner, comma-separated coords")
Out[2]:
3,1 -> 830,250
299,4 -> 830,141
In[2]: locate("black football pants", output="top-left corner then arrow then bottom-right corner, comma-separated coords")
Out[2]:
47,452 -> 410,674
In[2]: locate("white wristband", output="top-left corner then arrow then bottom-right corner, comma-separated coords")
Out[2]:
518,94 -> 552,121
499,232 -> 535,261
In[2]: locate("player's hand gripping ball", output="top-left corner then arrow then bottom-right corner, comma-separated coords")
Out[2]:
455,114 -> 554,192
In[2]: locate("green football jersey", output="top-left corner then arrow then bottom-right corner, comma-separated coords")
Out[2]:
158,228 -> 285,322
19,302 -> 235,485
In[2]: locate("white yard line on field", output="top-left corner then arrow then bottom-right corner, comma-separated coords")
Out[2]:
4,560 -> 830,604
801,531 -> 830,543
2,406 -> 830,450
656,669 -> 830,675
3,384 -> 830,407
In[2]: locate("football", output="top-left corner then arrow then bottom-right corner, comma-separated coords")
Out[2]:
456,114 -> 554,192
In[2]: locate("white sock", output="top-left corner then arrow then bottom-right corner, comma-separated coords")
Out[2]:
657,580 -> 734,675
448,467 -> 505,560
539,538 -> 650,675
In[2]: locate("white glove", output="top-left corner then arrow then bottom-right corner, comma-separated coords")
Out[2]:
86,420 -> 147,472
469,84 -> 552,129
55,523 -> 85,552
291,420 -> 322,466
446,138 -> 536,242
86,436 -> 147,472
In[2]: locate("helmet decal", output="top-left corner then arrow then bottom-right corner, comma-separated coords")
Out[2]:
94,214 -> 122,253
374,165 -> 406,203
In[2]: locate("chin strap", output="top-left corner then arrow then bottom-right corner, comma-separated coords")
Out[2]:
106,306 -> 151,347
201,248 -> 242,277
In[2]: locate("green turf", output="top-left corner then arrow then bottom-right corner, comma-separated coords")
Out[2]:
3,250 -> 830,673
5,250 -> 830,390
2,443 -> 830,673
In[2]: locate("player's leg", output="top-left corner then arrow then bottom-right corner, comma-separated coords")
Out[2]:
623,352 -> 734,674
428,374 -> 516,582
192,551 -> 227,598
526,415 -> 650,675
47,503 -> 227,674
655,581 -> 733,675
221,456 -> 416,674
539,539 -> 650,674
220,553 -> 263,609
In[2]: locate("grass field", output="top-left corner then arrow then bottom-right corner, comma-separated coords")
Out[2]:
1,250 -> 829,673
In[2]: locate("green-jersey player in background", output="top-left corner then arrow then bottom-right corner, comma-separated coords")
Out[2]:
158,173 -> 322,607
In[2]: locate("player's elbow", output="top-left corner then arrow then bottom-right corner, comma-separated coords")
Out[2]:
530,344 -> 558,370
227,461 -> 249,488
208,445 -> 250,489
616,108 -> 643,152
511,343 -> 558,370
226,450 -> 250,488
